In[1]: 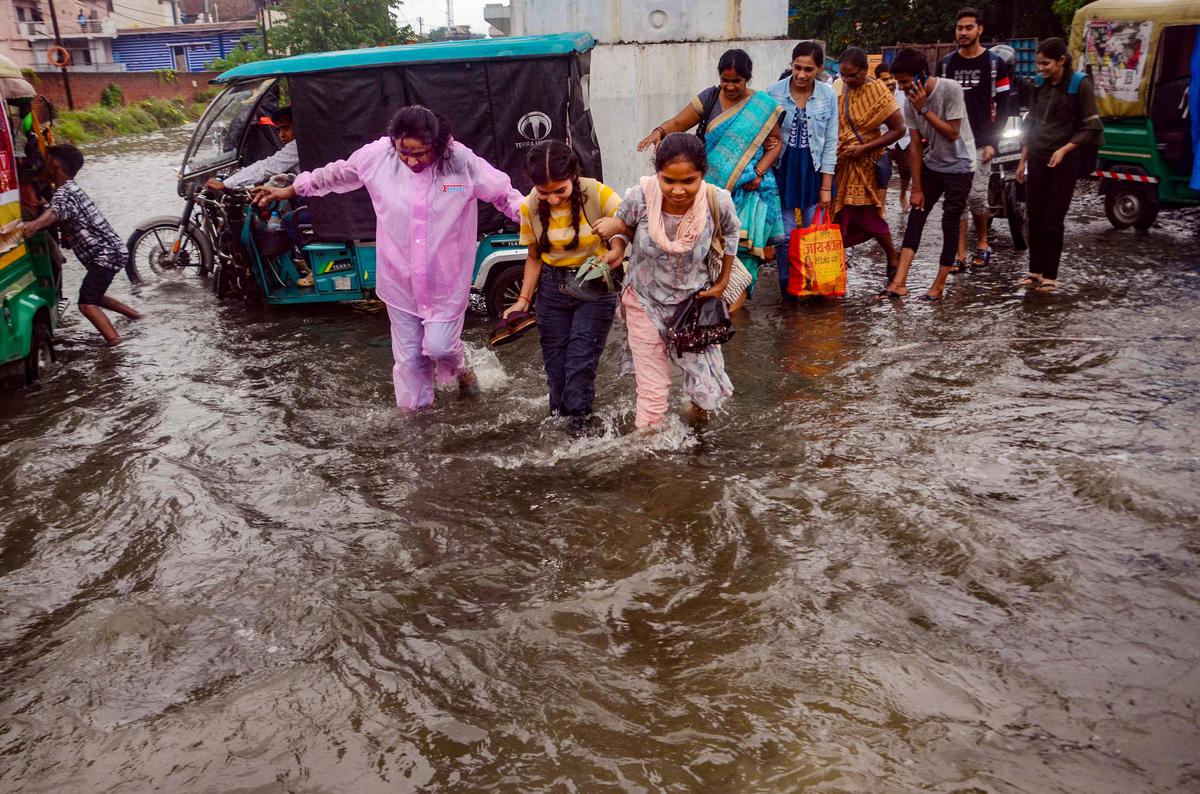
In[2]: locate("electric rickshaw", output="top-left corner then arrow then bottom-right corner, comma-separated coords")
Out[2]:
127,32 -> 604,317
1071,0 -> 1200,229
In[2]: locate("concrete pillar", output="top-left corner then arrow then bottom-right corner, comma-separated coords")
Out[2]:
508,0 -> 793,192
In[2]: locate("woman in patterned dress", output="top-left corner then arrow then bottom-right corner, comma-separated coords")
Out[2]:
613,134 -> 742,429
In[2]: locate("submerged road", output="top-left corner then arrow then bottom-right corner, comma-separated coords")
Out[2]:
1,126 -> 1198,792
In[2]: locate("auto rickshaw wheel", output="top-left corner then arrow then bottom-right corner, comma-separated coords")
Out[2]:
23,321 -> 54,384
485,261 -> 528,319
1105,184 -> 1158,231
1002,180 -> 1028,251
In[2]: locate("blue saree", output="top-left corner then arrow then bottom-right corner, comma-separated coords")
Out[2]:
700,90 -> 786,261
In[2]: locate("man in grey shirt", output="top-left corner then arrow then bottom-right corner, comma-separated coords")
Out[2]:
881,48 -> 977,302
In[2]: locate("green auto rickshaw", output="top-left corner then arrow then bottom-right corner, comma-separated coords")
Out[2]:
0,56 -> 58,386
1071,0 -> 1200,229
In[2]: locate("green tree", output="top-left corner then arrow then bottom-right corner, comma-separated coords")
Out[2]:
269,0 -> 416,54
789,0 -> 1065,54
1051,0 -> 1090,29
206,35 -> 270,72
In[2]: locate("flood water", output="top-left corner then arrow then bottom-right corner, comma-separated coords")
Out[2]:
1,127 -> 1199,792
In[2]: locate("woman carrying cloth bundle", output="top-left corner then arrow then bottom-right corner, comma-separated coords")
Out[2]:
614,133 -> 741,430
638,48 -> 784,305
832,47 -> 906,282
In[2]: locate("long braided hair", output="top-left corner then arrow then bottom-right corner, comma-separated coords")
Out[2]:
525,140 -> 585,255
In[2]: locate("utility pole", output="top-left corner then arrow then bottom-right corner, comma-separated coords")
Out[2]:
43,0 -> 73,110
446,0 -> 453,28
417,16 -> 423,37
257,0 -> 269,54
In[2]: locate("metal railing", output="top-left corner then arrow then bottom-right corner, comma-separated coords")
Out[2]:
18,18 -> 116,36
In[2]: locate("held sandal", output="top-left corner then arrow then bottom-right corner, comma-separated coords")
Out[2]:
950,258 -> 968,274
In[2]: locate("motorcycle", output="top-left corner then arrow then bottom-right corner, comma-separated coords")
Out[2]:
125,186 -> 266,304
986,113 -> 1028,251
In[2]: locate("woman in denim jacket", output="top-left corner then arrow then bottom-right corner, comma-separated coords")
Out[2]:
766,41 -> 839,298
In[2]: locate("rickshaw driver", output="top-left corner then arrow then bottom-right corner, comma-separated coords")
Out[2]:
206,106 -> 314,286
253,105 -> 524,410
206,106 -> 298,192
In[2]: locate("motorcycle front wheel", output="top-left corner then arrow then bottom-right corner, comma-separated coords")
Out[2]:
1002,180 -> 1028,251
127,222 -> 215,284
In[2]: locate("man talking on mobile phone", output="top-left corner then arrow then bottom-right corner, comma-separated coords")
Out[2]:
880,47 -> 976,302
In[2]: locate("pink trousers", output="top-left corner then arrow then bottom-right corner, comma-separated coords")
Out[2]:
385,305 -> 466,410
622,289 -> 672,429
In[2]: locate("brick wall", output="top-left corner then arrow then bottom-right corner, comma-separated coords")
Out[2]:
30,70 -> 221,110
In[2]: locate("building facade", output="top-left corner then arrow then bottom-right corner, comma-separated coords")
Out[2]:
111,21 -> 255,71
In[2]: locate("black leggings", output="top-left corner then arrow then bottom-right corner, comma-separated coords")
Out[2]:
1025,149 -> 1080,281
901,165 -> 973,268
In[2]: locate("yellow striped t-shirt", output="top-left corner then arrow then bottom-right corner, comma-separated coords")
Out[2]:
519,182 -> 621,267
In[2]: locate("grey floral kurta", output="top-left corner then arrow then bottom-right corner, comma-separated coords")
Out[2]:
615,184 -> 741,410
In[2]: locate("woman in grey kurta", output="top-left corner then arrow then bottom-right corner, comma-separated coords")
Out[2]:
614,134 -> 741,427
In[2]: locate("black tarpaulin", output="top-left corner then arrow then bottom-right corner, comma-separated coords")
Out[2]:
287,53 -> 602,242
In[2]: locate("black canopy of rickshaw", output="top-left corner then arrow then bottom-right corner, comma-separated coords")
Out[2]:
225,37 -> 603,242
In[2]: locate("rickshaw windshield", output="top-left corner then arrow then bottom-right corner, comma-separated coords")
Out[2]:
181,78 -> 275,178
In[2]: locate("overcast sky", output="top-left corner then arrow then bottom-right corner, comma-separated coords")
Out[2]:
394,0 -> 496,36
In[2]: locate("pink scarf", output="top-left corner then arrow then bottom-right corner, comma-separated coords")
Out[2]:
640,175 -> 709,254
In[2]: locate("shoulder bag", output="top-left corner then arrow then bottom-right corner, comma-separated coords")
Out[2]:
696,87 -> 721,143
704,185 -> 753,304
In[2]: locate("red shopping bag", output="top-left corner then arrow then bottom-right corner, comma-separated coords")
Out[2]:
787,208 -> 847,298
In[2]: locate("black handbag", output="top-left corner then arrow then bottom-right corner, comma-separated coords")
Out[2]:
844,86 -> 893,188
665,294 -> 735,357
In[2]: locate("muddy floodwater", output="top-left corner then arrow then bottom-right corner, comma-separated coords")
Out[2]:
1,127 -> 1199,792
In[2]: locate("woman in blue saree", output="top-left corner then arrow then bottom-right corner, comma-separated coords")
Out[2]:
638,49 -> 785,307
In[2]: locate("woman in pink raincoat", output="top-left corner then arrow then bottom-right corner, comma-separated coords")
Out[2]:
256,106 -> 523,409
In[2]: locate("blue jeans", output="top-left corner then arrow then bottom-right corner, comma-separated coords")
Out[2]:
535,265 -> 617,417
776,204 -> 818,298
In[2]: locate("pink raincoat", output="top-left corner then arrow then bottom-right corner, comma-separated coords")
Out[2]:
294,137 -> 523,321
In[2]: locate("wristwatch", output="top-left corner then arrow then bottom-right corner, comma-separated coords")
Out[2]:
917,106 -> 929,115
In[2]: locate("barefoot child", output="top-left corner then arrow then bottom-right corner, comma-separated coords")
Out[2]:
20,144 -> 141,345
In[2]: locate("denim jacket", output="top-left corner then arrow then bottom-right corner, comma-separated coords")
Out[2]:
765,78 -> 839,175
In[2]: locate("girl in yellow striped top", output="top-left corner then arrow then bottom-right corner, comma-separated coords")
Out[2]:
504,141 -> 627,431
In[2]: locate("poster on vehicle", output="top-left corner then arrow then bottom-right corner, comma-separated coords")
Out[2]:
1082,20 -> 1153,104
0,113 -> 23,263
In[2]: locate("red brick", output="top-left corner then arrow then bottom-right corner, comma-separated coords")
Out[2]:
30,71 -> 221,109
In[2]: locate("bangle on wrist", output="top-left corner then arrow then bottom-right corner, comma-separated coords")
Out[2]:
517,295 -> 531,305
653,126 -> 666,138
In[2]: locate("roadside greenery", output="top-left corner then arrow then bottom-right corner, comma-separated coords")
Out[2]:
206,39 -> 270,72
98,83 -> 125,108
53,98 -> 200,144
789,0 -> 1067,53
